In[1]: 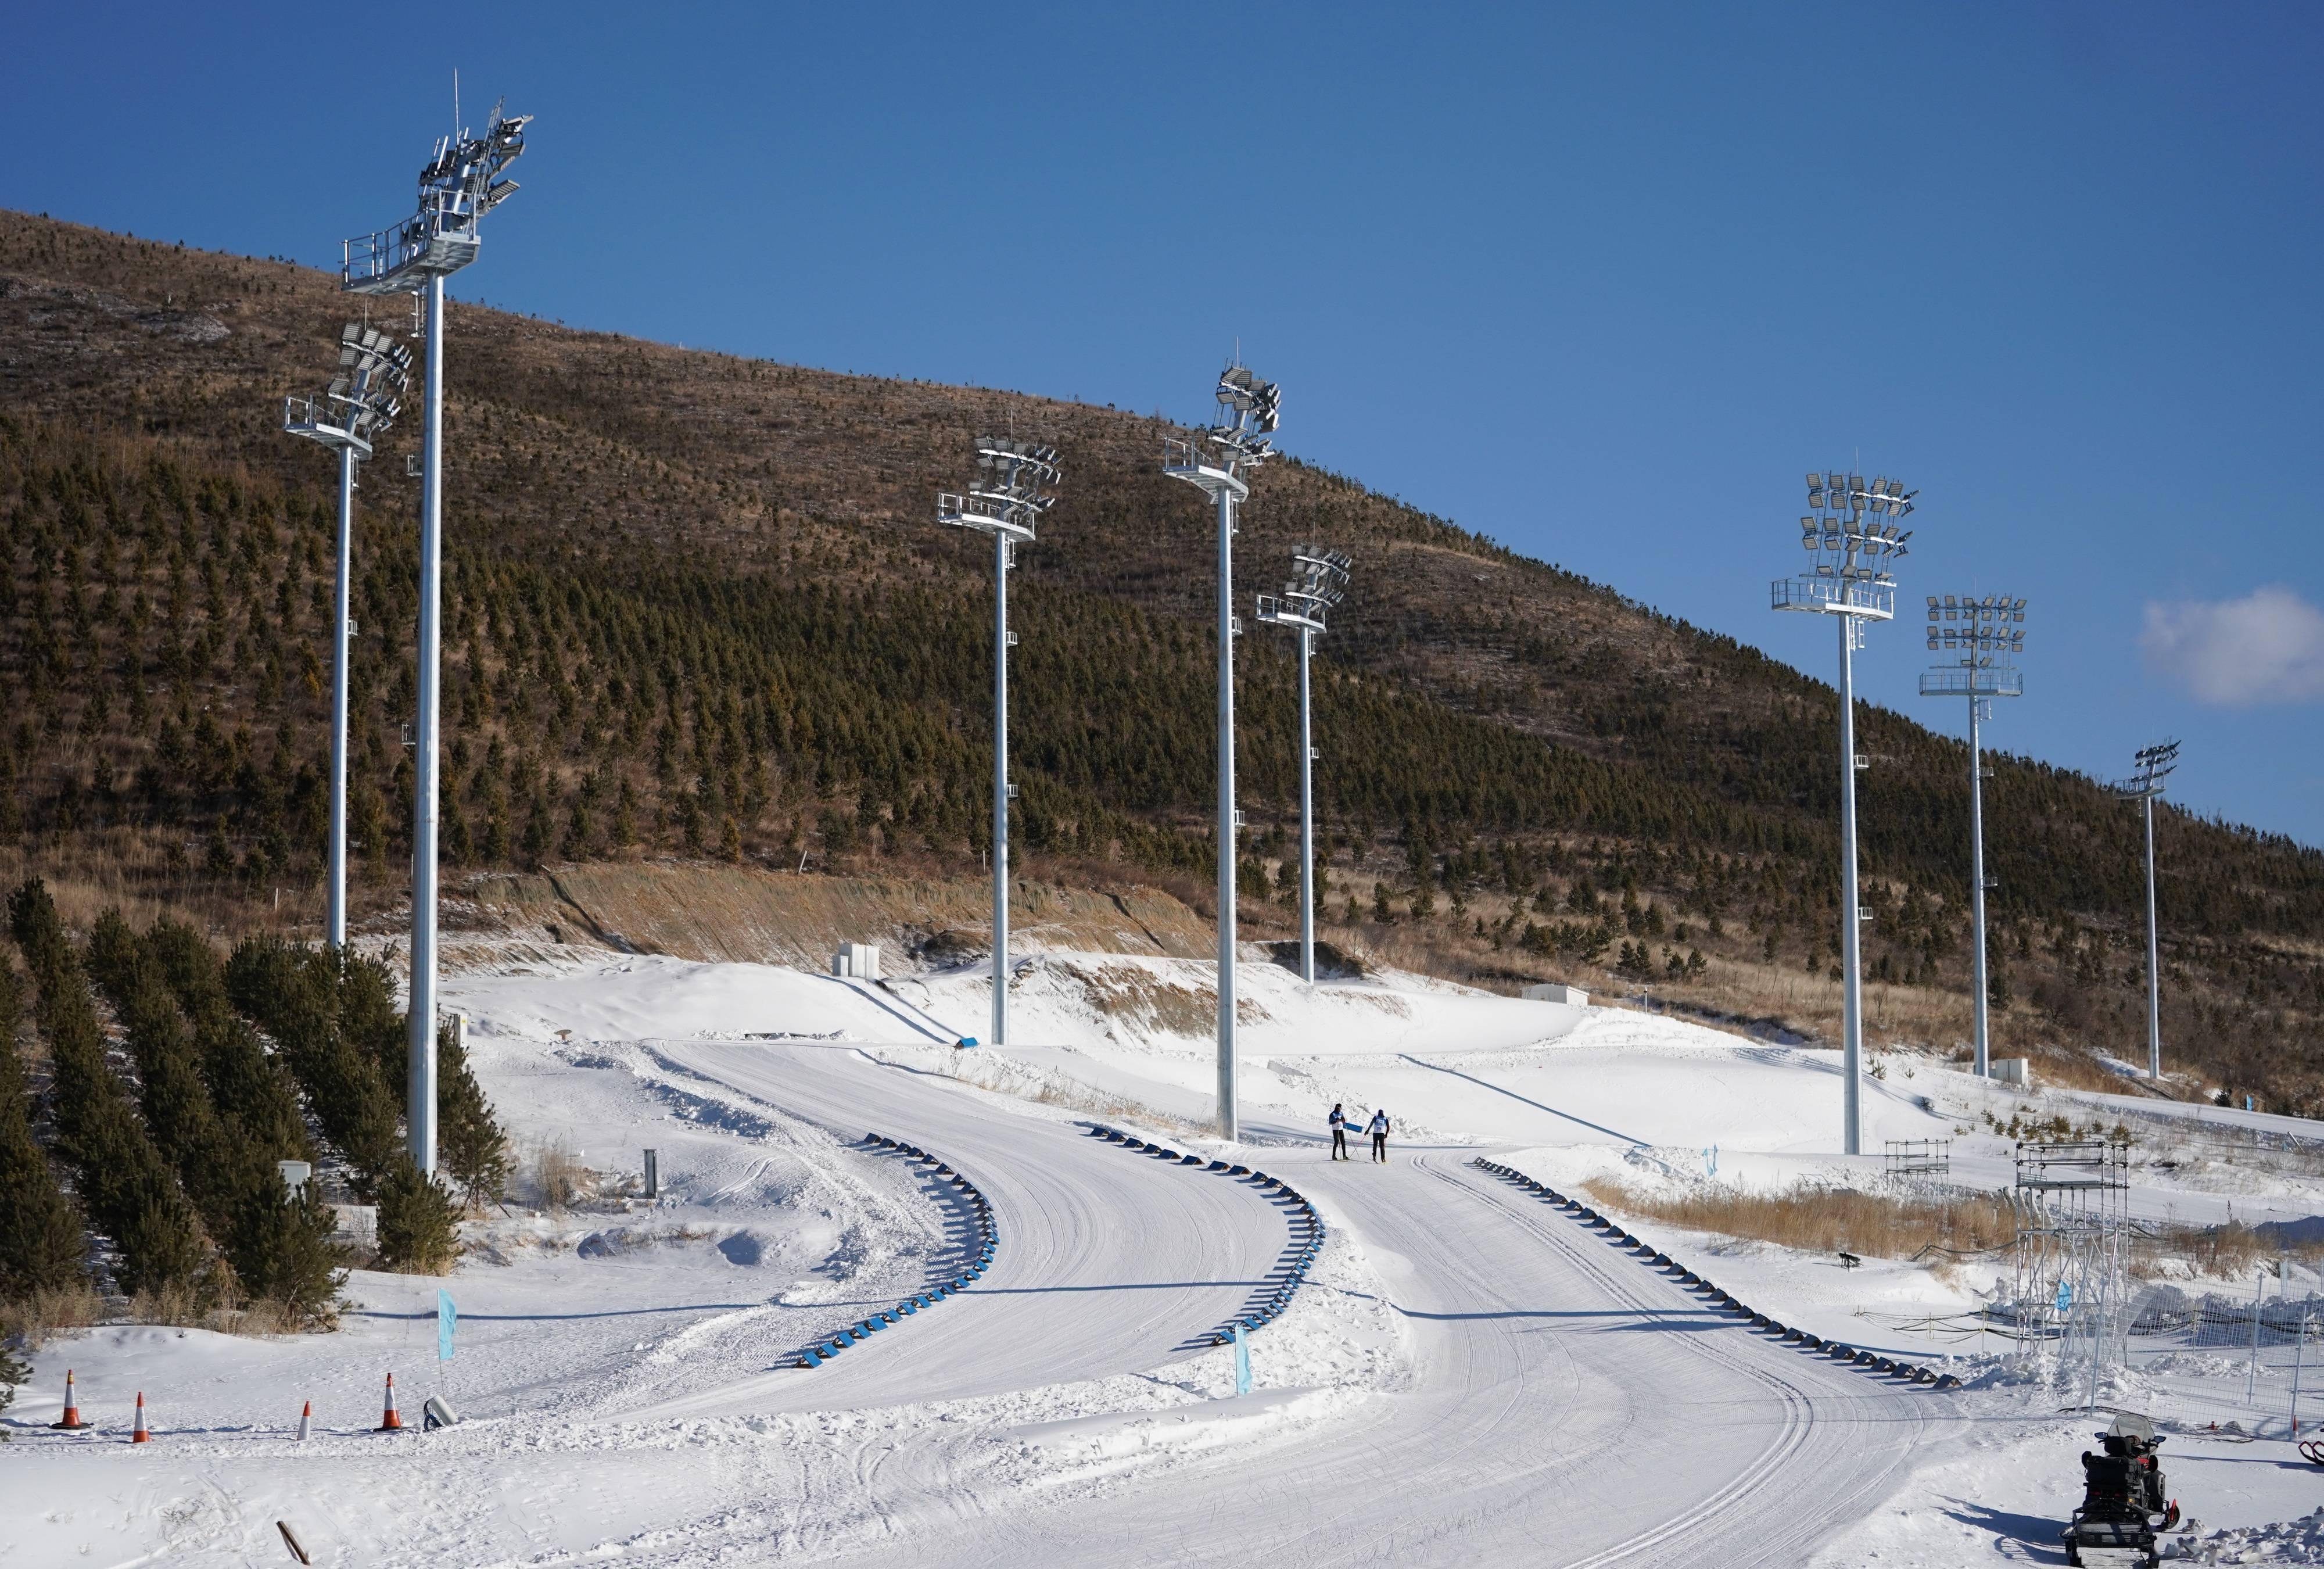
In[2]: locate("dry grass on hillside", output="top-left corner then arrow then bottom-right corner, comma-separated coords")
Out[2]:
526,1141 -> 591,1214
1581,1176 -> 2020,1276
0,1281 -> 105,1349
2147,1224 -> 2324,1283
0,847 -> 317,952
1583,1175 -> 2324,1292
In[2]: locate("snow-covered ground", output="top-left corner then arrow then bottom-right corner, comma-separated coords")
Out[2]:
6,944 -> 2324,1565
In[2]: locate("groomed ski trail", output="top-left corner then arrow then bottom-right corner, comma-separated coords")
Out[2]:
649,1046 -> 1954,1567
626,1040 -> 1293,1417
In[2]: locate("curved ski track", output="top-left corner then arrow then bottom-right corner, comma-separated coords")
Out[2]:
651,1043 -> 1953,1566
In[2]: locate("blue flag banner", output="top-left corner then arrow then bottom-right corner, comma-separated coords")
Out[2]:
2054,1280 -> 2074,1314
438,1289 -> 457,1362
1233,1323 -> 1250,1396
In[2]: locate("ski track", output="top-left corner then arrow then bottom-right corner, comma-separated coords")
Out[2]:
632,1041 -> 1290,1414
3,1036 -> 1959,1567
644,1045 -> 1954,1567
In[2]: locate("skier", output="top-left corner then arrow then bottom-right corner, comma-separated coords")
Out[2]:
1328,1103 -> 1350,1160
1368,1107 -> 1391,1163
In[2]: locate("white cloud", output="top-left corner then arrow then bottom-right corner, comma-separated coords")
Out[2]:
2141,585 -> 2324,706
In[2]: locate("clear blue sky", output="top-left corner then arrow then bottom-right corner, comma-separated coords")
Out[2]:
9,3 -> 2322,843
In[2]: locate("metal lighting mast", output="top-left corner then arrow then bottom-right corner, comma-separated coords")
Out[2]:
938,436 -> 1062,1048
1256,545 -> 1351,984
1166,362 -> 1282,1141
342,101 -> 530,1174
2110,740 -> 2179,1081
1917,592 -> 2029,1079
284,325 -> 411,951
1771,471 -> 1918,1155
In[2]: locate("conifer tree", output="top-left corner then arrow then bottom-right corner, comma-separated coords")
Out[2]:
223,938 -> 400,1185
373,1159 -> 461,1274
435,1019 -> 510,1204
8,880 -> 210,1301
142,920 -> 313,1160
0,960 -> 87,1298
86,911 -> 341,1321
0,1341 -> 30,1441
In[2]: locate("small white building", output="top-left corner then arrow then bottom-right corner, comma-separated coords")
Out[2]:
1989,1057 -> 2032,1087
1523,982 -> 1589,1006
832,943 -> 883,981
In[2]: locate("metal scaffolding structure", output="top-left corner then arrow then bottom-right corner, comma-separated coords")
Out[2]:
1882,1139 -> 1952,1178
2011,1139 -> 2133,1410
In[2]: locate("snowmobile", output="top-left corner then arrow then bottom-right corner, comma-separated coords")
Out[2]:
2063,1412 -> 2179,1567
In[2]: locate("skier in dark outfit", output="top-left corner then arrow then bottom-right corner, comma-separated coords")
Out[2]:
1328,1104 -> 1350,1160
1368,1108 -> 1391,1163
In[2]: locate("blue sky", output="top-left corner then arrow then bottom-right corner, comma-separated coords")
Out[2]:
8,3 -> 2322,842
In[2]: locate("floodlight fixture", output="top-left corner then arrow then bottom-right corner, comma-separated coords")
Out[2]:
342,103 -> 531,295
938,436 -> 1064,1049
1772,466 -> 1920,1156
1917,593 -> 2032,1080
284,323 -> 413,952
340,96 -> 529,1177
2109,738 -> 2180,1082
1256,544 -> 1353,986
1165,358 -> 1285,1141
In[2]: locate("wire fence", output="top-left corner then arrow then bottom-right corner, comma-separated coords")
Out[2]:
2111,1285 -> 2324,1438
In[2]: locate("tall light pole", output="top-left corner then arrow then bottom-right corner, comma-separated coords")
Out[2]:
1166,363 -> 1282,1141
1256,545 -> 1351,985
1917,592 -> 2029,1079
1771,470 -> 1918,1155
2110,740 -> 2179,1081
343,101 -> 529,1174
284,325 -> 411,951
938,436 -> 1061,1048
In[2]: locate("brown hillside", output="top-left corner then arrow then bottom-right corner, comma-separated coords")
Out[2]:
1,209 -> 2319,1109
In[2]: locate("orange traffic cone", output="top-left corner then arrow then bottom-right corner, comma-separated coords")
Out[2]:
376,1373 -> 403,1431
51,1368 -> 89,1430
130,1391 -> 150,1443
296,1400 -> 311,1441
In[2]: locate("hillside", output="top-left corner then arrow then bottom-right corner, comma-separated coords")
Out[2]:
1,209 -> 2320,1106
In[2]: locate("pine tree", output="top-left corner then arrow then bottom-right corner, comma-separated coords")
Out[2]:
0,961 -> 87,1298
223,938 -> 401,1187
8,879 -> 211,1301
374,1159 -> 461,1274
0,1341 -> 30,1441
87,911 -> 342,1321
435,1020 -> 510,1205
145,920 -> 312,1160
227,1173 -> 343,1319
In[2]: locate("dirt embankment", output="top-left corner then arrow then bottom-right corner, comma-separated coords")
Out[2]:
443,859 -> 1215,971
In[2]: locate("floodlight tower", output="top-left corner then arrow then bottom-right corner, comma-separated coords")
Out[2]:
342,101 -> 530,1174
283,325 -> 413,951
1771,471 -> 1918,1155
938,437 -> 1062,1048
2110,740 -> 2179,1081
1165,362 -> 1283,1141
1917,593 -> 2030,1079
1256,545 -> 1351,984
